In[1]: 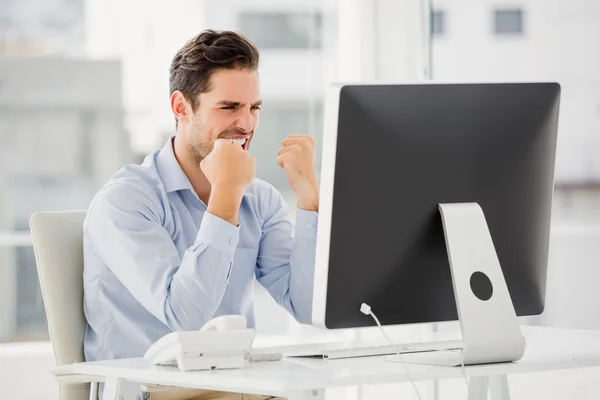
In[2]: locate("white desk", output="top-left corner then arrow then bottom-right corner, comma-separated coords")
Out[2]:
60,326 -> 600,400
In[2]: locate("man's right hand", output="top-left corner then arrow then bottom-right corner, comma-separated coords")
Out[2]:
201,139 -> 255,225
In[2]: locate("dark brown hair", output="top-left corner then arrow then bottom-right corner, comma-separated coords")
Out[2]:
169,29 -> 260,114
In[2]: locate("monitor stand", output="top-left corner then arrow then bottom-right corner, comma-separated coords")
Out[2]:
387,202 -> 525,367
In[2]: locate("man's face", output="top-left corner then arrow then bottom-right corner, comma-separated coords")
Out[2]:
186,68 -> 261,164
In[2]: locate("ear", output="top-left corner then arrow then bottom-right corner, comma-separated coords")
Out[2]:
171,90 -> 190,125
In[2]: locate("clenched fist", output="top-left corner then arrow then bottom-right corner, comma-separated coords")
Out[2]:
201,138 -> 255,193
201,139 -> 255,225
277,134 -> 319,212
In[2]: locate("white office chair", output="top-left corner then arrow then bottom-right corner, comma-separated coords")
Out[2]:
30,211 -> 103,400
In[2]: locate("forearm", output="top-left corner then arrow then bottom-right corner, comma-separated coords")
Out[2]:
255,186 -> 318,325
165,245 -> 232,330
162,212 -> 240,330
288,209 -> 319,323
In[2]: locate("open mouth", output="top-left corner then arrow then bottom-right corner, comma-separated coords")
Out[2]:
228,137 -> 249,150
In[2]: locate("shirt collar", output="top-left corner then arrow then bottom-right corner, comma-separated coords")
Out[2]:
155,136 -> 195,194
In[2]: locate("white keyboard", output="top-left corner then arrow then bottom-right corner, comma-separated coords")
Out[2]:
262,339 -> 463,360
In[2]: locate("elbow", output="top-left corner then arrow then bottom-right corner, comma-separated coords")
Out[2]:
163,286 -> 216,331
295,313 -> 313,326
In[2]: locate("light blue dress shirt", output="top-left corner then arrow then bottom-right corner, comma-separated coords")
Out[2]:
83,137 -> 318,362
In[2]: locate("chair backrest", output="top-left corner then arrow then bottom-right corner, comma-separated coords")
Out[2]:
30,210 -> 90,400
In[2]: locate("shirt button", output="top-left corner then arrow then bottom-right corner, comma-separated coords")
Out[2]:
306,223 -> 313,229
229,238 -> 236,245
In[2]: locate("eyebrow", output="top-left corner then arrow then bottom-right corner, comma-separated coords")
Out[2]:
217,100 -> 263,108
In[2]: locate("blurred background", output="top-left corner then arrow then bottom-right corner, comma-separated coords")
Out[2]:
0,0 -> 599,399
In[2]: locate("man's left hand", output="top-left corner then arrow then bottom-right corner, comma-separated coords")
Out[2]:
277,134 -> 319,212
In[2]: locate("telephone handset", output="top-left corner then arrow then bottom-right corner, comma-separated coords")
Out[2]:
198,314 -> 247,331
144,315 -> 281,371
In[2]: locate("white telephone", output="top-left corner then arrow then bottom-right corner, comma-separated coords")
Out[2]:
144,315 -> 257,371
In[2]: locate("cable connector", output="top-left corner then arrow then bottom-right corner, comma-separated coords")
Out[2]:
360,303 -> 371,315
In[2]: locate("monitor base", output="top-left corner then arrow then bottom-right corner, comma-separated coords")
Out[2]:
406,203 -> 526,366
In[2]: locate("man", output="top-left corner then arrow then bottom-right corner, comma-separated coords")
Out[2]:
83,29 -> 319,400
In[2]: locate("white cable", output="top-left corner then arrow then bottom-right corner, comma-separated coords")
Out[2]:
360,303 -> 423,400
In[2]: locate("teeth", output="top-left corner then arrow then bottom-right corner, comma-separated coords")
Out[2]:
228,138 -> 247,147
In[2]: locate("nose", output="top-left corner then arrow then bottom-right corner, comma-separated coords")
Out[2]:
235,109 -> 253,133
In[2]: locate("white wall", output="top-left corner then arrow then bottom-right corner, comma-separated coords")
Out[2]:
540,228 -> 600,329
431,0 -> 600,184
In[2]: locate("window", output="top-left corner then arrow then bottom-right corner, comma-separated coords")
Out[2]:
239,12 -> 323,50
9,176 -> 94,341
0,0 -> 85,55
494,9 -> 524,35
14,246 -> 47,340
431,10 -> 446,36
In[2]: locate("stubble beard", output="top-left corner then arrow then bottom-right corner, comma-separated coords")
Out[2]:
186,122 -> 212,166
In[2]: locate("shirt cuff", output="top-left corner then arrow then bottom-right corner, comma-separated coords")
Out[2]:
196,212 -> 240,260
295,208 -> 318,239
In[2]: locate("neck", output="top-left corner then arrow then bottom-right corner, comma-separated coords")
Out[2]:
173,133 -> 211,204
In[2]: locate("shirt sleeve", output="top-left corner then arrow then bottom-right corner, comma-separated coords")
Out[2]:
255,187 -> 318,324
85,183 -> 239,331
